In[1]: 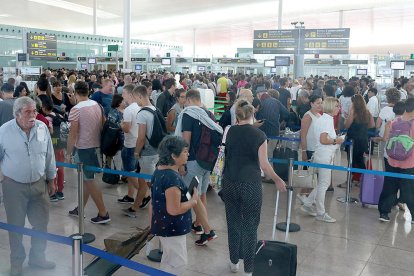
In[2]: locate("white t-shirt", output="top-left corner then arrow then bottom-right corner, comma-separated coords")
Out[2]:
378,106 -> 395,137
367,96 -> 380,118
123,102 -> 140,148
339,96 -> 352,119
290,85 -> 301,101
400,88 -> 408,100
136,105 -> 158,156
314,113 -> 337,153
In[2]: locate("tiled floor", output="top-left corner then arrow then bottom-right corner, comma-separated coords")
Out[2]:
0,159 -> 414,276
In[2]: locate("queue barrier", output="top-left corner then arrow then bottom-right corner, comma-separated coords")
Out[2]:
0,222 -> 174,276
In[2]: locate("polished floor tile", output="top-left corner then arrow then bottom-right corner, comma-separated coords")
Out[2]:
0,163 -> 413,276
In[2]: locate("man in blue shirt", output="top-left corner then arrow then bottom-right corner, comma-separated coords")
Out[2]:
0,97 -> 57,275
90,78 -> 114,116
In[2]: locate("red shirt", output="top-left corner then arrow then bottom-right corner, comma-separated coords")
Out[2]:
36,113 -> 51,128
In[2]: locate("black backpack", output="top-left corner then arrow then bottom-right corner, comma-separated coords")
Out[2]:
48,113 -> 68,149
195,110 -> 223,171
138,107 -> 168,148
100,120 -> 123,157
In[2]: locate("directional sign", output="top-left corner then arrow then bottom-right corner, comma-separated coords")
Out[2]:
27,32 -> 57,60
254,30 -> 298,40
342,60 -> 368,65
304,39 -> 349,49
303,28 -> 350,39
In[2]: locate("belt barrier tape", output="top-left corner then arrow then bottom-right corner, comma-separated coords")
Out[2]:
267,158 -> 414,180
0,222 -> 173,276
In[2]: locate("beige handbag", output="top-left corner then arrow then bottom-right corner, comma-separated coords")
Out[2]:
292,163 -> 318,189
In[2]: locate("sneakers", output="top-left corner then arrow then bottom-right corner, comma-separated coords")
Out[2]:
327,186 -> 334,192
49,194 -> 58,202
56,192 -> 65,200
195,230 -> 218,246
379,213 -> 390,222
139,196 -> 151,209
230,261 -> 239,273
69,207 -> 79,217
117,195 -> 134,204
123,207 -> 137,218
296,194 -> 307,205
316,213 -> 336,223
90,213 -> 111,224
300,205 -> 317,217
191,222 -> 204,235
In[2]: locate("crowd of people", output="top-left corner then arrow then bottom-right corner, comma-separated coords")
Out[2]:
1,68 -> 414,275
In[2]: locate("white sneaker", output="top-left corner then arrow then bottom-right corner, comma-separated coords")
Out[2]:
296,194 -> 307,205
300,205 -> 317,217
230,261 -> 239,273
316,213 -> 336,223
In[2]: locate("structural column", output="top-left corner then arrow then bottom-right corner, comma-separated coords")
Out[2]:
123,0 -> 131,70
93,0 -> 97,35
278,0 -> 283,29
339,10 -> 344,28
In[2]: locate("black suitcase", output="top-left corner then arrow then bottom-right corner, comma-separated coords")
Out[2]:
253,189 -> 297,276
273,147 -> 298,181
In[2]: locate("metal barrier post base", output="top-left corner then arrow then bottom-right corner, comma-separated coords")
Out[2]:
70,233 -> 95,244
336,197 -> 359,204
147,249 -> 163,262
276,222 -> 300,232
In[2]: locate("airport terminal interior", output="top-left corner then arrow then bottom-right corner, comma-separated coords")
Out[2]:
1,0 -> 414,276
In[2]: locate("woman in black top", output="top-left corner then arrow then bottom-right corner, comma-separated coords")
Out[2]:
222,99 -> 286,275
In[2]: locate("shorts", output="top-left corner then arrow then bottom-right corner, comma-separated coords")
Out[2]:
121,147 -> 138,172
183,160 -> 210,194
74,148 -> 100,180
138,155 -> 159,176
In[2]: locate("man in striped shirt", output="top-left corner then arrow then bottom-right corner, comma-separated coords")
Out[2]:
66,81 -> 111,224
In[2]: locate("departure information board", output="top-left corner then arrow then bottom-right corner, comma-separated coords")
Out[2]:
27,33 -> 57,60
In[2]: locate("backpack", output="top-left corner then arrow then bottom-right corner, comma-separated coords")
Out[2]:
100,119 -> 123,157
195,111 -> 223,171
138,107 -> 167,148
386,117 -> 414,161
48,113 -> 68,149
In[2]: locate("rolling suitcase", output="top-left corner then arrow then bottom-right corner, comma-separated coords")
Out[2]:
360,139 -> 384,206
273,146 -> 298,181
253,187 -> 297,276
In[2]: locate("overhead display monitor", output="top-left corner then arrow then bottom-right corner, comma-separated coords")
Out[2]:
17,53 -> 27,62
135,64 -> 142,71
88,58 -> 96,64
264,60 -> 275,67
275,56 -> 290,66
390,61 -> 405,70
271,68 -> 277,73
197,66 -> 206,72
356,69 -> 367,75
81,64 -> 88,69
161,58 -> 171,65
20,67 -> 41,75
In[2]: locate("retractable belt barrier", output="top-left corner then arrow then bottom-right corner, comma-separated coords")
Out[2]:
0,222 -> 173,276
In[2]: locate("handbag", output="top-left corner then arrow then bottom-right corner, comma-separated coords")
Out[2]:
210,126 -> 230,189
291,158 -> 318,189
102,158 -> 121,185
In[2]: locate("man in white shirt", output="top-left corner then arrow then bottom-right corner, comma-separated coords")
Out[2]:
367,88 -> 380,119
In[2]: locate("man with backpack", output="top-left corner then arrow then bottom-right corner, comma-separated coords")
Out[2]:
175,89 -> 223,246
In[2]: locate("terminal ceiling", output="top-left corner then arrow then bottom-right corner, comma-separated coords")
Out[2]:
2,0 -> 414,56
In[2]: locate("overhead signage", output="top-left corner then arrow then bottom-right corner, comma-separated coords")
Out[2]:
254,30 -> 298,40
78,57 -> 87,61
108,45 -> 119,51
342,60 -> 368,65
253,28 -> 350,55
406,60 -> 414,66
304,59 -> 341,65
131,57 -> 146,62
151,58 -> 162,63
217,58 -> 258,64
27,32 -> 57,60
303,28 -> 350,39
193,58 -> 211,62
176,58 -> 188,63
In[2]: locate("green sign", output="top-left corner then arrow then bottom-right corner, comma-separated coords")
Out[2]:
108,45 -> 119,51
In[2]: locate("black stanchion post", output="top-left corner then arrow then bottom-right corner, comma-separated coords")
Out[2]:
72,234 -> 83,276
337,140 -> 359,203
75,162 -> 96,244
276,158 -> 300,233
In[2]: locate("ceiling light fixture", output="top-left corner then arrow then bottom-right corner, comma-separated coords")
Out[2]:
28,0 -> 118,19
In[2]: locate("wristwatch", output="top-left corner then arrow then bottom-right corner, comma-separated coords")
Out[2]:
333,138 -> 337,145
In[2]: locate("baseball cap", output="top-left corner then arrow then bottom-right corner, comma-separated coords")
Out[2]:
1,83 -> 14,93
